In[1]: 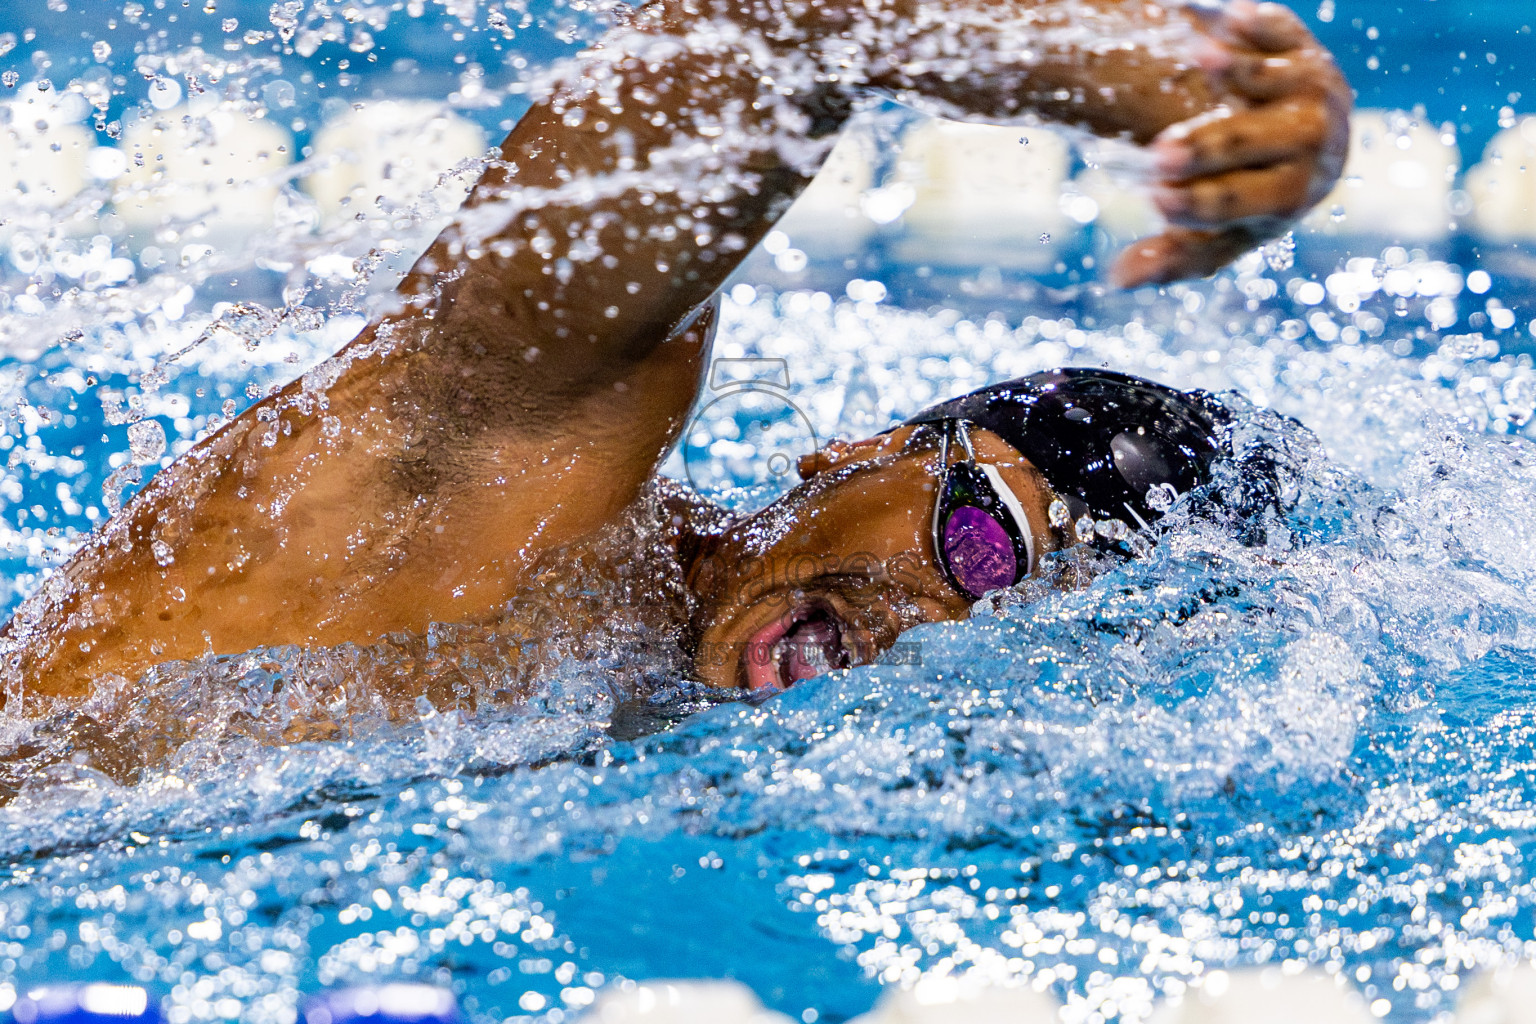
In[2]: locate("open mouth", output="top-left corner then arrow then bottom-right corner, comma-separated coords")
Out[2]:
741,601 -> 852,693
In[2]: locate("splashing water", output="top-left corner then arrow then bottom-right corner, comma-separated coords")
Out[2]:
2,279 -> 1535,1020
2,0 -> 1536,1022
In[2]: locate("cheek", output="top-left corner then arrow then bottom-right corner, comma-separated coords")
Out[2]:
802,505 -> 923,571
915,595 -> 967,625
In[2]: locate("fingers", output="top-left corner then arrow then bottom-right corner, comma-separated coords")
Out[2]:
1220,50 -> 1325,102
1107,1 -> 1352,289
1155,160 -> 1313,226
1193,2 -> 1349,105
1221,45 -> 1348,103
1110,226 -> 1264,290
1156,98 -> 1332,179
1224,1 -> 1314,54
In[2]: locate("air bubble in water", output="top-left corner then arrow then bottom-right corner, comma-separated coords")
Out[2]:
128,420 -> 167,465
92,40 -> 112,62
151,539 -> 175,567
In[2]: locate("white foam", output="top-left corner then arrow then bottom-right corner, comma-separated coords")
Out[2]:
114,100 -> 294,239
0,85 -> 97,212
886,119 -> 1072,269
1150,969 -> 1376,1024
1301,109 -> 1460,240
773,126 -> 878,258
302,100 -> 486,228
847,978 -> 1062,1023
1465,117 -> 1536,243
583,980 -> 795,1023
1453,964 -> 1536,1024
578,972 -> 1393,1024
1072,165 -> 1161,241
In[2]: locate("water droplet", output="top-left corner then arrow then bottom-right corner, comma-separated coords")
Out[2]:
1145,482 -> 1179,513
1263,232 -> 1296,272
1095,518 -> 1128,541
151,539 -> 175,567
269,0 -> 303,41
1074,515 -> 1096,544
1048,499 -> 1072,530
92,40 -> 112,62
102,465 -> 142,516
128,420 -> 167,466
1,71 -> 18,89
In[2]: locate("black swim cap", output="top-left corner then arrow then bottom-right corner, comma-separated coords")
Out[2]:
906,368 -> 1231,537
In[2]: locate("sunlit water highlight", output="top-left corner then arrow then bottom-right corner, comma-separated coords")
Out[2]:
3,0 -> 1536,1022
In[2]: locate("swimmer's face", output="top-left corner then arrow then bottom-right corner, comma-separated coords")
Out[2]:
687,425 -> 1065,693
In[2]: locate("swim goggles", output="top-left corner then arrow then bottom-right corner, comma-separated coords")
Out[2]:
930,418 -> 1036,600
914,369 -> 1230,599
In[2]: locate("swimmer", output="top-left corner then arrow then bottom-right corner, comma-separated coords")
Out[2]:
1,0 -> 1349,712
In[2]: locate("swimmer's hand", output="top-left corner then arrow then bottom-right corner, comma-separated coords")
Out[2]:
1111,0 -> 1351,288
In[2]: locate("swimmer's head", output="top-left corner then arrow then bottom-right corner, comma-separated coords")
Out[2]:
905,368 -> 1231,549
683,368 -> 1233,695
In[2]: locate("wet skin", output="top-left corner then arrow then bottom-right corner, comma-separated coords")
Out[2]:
0,0 -> 1351,716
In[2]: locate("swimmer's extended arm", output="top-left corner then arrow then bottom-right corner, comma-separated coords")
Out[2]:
851,0 -> 1350,285
381,0 -> 1346,373
2,0 -> 1345,702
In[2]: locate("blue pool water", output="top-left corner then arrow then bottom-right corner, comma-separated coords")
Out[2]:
3,1 -> 1536,1022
